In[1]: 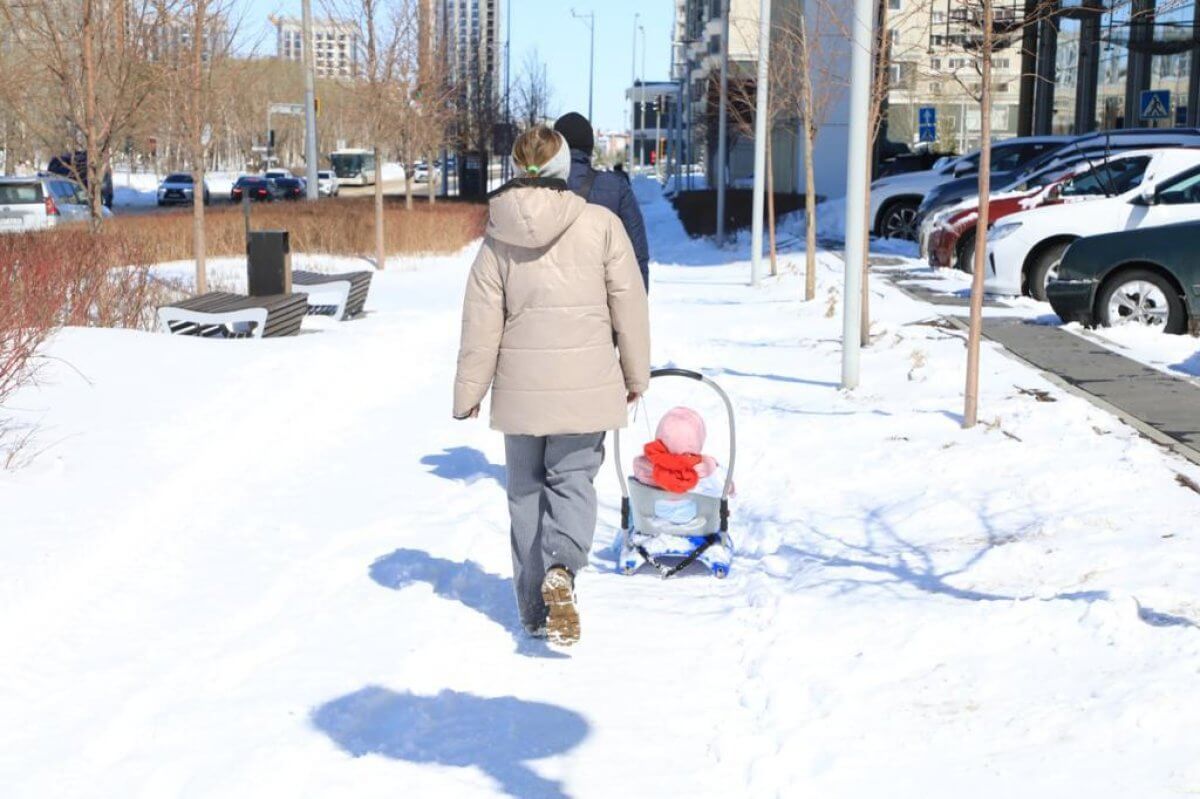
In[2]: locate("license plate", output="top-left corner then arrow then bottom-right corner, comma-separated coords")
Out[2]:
0,217 -> 22,231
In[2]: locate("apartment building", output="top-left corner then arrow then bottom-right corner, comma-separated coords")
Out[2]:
273,16 -> 360,79
672,0 -> 852,198
885,0 -> 1024,151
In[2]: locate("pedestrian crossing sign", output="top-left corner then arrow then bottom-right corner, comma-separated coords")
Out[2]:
1140,90 -> 1171,121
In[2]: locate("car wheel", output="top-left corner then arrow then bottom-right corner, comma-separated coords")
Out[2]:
1096,269 -> 1187,334
1027,241 -> 1071,302
878,199 -> 920,241
955,230 -> 977,274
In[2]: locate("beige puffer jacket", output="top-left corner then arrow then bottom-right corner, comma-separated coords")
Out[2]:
454,181 -> 650,436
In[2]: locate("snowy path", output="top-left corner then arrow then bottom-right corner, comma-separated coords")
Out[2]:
4,185 -> 1200,797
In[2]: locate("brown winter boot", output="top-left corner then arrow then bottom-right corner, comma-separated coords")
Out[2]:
541,566 -> 580,646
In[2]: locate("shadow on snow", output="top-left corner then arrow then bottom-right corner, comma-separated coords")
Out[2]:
369,548 -> 566,659
420,447 -> 506,488
311,686 -> 588,799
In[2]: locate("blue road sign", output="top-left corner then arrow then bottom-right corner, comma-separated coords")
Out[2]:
918,106 -> 937,127
1140,90 -> 1171,121
919,124 -> 938,143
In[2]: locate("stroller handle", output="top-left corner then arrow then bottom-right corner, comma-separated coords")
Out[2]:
613,368 -> 737,502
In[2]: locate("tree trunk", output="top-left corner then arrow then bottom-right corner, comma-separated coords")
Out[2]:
82,0 -> 102,226
766,133 -> 777,277
964,2 -> 995,429
427,151 -> 436,204
405,169 -> 414,210
803,123 -> 817,302
191,0 -> 208,295
374,144 -> 385,269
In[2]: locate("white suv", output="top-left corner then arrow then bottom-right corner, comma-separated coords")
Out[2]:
317,170 -> 339,197
0,175 -> 97,233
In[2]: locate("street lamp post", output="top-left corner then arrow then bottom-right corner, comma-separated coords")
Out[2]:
572,9 -> 596,123
750,0 -> 772,286
715,0 -> 730,244
301,0 -> 319,200
630,12 -> 639,166
841,0 -> 876,389
639,24 -> 646,168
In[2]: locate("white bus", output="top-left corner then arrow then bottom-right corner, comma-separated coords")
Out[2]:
329,149 -> 376,186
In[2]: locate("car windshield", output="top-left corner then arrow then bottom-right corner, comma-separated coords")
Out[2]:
165,174 -> 192,183
275,178 -> 299,187
318,171 -> 332,179
0,183 -> 43,204
235,177 -> 262,187
1060,156 -> 1151,197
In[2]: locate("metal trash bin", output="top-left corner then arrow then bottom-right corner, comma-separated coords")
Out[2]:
247,230 -> 291,296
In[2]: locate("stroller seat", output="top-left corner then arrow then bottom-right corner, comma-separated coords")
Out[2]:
615,369 -> 735,579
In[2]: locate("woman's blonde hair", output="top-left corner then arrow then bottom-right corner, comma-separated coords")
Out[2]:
512,126 -> 562,175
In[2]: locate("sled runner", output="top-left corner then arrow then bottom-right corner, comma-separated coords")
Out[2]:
614,368 -> 736,579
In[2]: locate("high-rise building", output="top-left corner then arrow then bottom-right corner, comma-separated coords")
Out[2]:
429,0 -> 502,147
272,16 -> 360,79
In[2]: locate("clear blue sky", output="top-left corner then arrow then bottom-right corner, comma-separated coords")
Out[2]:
239,0 -> 675,132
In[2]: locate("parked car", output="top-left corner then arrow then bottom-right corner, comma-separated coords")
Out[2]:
0,175 -> 103,232
230,176 -> 283,202
156,172 -> 211,206
317,169 -> 339,197
46,152 -> 113,208
1049,216 -> 1200,335
924,150 -> 1162,272
869,135 -> 1071,240
917,128 -> 1200,224
985,151 -> 1200,300
412,161 -> 431,183
273,176 -> 305,200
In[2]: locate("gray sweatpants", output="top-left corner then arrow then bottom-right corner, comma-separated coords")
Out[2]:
504,433 -> 606,630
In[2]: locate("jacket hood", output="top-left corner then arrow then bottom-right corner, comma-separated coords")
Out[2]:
487,180 -> 587,248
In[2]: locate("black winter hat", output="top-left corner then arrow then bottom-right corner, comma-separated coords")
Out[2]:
554,112 -> 594,154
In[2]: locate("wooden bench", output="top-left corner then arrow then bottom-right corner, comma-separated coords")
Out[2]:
292,269 -> 373,320
157,292 -> 309,338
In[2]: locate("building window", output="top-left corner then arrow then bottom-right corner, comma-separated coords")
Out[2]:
932,10 -> 945,23
994,58 -> 1010,70
930,57 -> 941,71
888,0 -> 901,8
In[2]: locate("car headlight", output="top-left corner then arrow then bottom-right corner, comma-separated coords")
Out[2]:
987,222 -> 1022,242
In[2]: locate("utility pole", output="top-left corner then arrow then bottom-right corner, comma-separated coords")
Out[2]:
638,24 -> 646,168
842,0 -> 874,389
750,0 -> 772,286
630,11 -> 639,166
715,0 -> 730,245
572,9 -> 596,122
503,0 -> 512,182
301,0 -> 319,200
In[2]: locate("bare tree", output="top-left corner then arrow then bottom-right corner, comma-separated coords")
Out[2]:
331,0 -> 408,268
2,0 -> 168,222
513,47 -> 553,128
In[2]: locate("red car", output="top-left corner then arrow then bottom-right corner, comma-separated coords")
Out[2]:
926,151 -> 1157,271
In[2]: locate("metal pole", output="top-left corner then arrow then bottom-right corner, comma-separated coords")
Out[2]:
640,25 -> 647,168
572,10 -> 595,122
504,0 -> 511,182
750,0 -> 771,286
715,0 -> 730,245
301,0 -> 319,200
630,12 -> 639,166
841,0 -> 874,389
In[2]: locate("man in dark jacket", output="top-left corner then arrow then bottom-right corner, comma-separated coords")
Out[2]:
554,112 -> 650,290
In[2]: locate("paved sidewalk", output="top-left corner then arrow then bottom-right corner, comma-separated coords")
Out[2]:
878,268 -> 1200,465
982,320 -> 1200,461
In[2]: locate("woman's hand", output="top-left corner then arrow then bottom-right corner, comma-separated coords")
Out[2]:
626,391 -> 641,404
454,406 -> 480,420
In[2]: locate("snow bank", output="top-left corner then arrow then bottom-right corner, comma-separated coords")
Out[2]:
3,184 -> 1200,797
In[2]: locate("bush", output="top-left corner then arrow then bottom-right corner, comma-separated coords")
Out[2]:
108,200 -> 487,263
0,229 -> 179,425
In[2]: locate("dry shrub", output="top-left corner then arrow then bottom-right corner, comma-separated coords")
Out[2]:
1,229 -> 178,435
108,200 -> 487,263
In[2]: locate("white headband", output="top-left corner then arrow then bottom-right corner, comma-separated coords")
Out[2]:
512,132 -> 571,181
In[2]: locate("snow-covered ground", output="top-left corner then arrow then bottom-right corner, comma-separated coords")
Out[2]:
4,181 -> 1200,797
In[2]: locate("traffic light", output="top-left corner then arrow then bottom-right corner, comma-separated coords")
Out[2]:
268,129 -> 276,149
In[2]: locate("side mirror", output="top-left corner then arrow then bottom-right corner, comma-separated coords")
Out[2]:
1133,183 -> 1156,206
1045,184 -> 1063,202
953,162 -> 975,178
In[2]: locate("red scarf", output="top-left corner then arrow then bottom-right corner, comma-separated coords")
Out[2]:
643,439 -> 702,493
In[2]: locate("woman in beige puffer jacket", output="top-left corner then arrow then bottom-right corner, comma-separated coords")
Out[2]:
453,125 -> 650,646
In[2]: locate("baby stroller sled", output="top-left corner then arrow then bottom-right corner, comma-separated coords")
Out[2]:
614,368 -> 736,579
